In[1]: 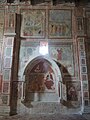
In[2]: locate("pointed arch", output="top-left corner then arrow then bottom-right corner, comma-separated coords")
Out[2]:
21,55 -> 62,82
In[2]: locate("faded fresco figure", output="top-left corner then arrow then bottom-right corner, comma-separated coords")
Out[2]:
57,48 -> 62,60
67,86 -> 78,101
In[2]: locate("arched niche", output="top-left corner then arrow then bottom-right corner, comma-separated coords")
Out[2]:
21,55 -> 63,104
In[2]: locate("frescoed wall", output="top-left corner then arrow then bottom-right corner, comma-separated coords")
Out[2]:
0,2 -> 89,115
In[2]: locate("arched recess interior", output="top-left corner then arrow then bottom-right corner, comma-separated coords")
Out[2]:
21,55 -> 63,101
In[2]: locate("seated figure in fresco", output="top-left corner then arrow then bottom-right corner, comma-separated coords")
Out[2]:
44,72 -> 55,90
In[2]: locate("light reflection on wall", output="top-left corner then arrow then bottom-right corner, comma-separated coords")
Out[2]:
39,41 -> 48,55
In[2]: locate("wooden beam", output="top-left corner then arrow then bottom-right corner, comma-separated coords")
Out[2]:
7,0 -> 14,3
10,13 -> 21,116
31,0 -> 45,5
53,0 -> 75,5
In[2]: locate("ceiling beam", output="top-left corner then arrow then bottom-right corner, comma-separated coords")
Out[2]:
6,0 -> 90,5
31,0 -> 49,5
52,0 -> 76,5
7,0 -> 14,3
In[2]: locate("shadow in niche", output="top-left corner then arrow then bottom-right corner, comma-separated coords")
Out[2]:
21,98 -> 33,108
21,91 -> 44,108
54,60 -> 78,108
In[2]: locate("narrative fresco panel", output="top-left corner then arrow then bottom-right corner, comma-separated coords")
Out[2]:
49,10 -> 72,38
21,9 -> 46,38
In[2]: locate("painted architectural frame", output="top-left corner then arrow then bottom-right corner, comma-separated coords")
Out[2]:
21,9 -> 46,38
77,17 -> 84,36
81,66 -> 87,74
86,11 -> 90,38
0,9 -> 5,39
1,94 -> 9,105
80,58 -> 86,65
4,12 -> 16,34
82,74 -> 88,81
48,9 -> 72,38
84,91 -> 89,99
3,69 -> 11,81
4,47 -> 13,57
5,37 -> 14,46
2,81 -> 10,94
4,57 -> 12,68
8,5 -> 18,13
82,81 -> 88,91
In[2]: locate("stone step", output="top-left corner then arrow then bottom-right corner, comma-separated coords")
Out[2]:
0,113 -> 88,120
17,102 -> 63,114
17,101 -> 81,115
84,106 -> 90,113
30,102 -> 62,114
